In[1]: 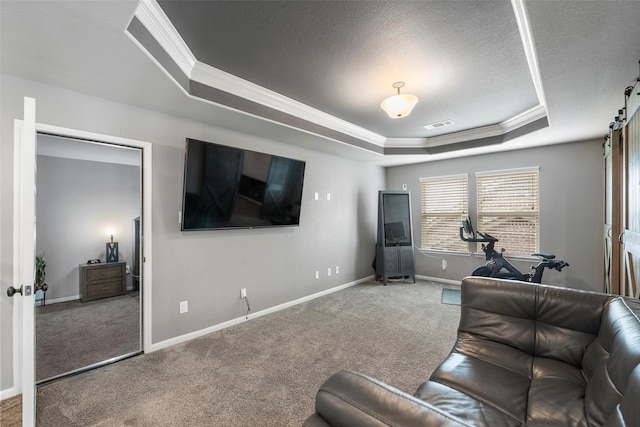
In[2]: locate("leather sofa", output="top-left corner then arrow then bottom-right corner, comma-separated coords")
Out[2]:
303,277 -> 640,426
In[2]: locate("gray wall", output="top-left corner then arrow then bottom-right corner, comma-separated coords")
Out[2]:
0,75 -> 385,391
35,155 -> 141,301
386,140 -> 604,292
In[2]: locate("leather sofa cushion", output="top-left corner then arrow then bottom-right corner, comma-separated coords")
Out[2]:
415,380 -> 520,427
527,357 -> 588,426
421,337 -> 531,421
419,335 -> 588,426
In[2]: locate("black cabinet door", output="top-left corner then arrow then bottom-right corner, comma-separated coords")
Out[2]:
376,191 -> 415,285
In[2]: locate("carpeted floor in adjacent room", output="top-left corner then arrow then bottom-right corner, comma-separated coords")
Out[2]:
35,279 -> 460,426
36,294 -> 140,381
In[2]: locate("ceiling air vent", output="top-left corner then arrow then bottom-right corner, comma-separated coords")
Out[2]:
423,119 -> 454,130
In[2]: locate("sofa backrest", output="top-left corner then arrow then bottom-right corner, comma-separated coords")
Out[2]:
534,285 -> 610,366
459,277 -> 609,367
583,297 -> 640,426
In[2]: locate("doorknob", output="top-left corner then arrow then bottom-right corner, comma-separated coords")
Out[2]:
7,285 -> 22,297
6,285 -> 31,297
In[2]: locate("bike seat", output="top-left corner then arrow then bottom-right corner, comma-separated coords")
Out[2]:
532,253 -> 555,259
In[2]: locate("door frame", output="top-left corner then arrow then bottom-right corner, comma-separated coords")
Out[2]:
12,119 -> 153,424
604,126 -> 623,294
12,98 -> 36,426
619,81 -> 640,299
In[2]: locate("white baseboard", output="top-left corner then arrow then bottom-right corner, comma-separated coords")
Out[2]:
150,275 -> 375,352
42,290 -> 138,306
38,294 -> 80,305
0,386 -> 18,400
416,275 -> 462,286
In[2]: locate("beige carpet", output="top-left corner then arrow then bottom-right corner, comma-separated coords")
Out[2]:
35,279 -> 460,426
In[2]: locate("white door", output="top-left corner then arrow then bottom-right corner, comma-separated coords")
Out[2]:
12,97 -> 37,425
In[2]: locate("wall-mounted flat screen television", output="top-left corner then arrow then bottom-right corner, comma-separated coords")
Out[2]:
181,138 -> 306,230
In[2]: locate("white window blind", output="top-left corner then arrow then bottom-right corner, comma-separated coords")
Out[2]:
476,168 -> 539,256
420,174 -> 468,252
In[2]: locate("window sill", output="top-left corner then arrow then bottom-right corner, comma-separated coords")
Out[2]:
417,248 -> 473,257
418,248 -> 538,262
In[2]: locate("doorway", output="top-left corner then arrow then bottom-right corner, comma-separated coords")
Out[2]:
12,111 -> 153,424
34,134 -> 143,383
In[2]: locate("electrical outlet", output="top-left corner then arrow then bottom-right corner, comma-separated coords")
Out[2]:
315,270 -> 320,279
335,265 -> 339,274
326,192 -> 331,201
442,259 -> 447,270
327,267 -> 332,277
240,288 -> 247,299
179,300 -> 188,314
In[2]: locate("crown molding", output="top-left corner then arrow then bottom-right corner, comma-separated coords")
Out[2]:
384,138 -> 428,148
190,62 -> 386,147
502,103 -> 548,132
132,0 -> 385,148
133,0 -> 197,77
384,104 -> 548,149
133,0 -> 386,147
424,104 -> 547,147
512,0 -> 547,108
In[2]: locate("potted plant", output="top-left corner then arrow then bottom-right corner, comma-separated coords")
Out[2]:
35,253 -> 48,294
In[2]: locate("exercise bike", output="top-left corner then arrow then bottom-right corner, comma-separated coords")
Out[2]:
460,216 -> 569,283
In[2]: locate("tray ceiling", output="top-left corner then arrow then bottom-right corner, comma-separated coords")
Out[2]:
2,1 -> 639,165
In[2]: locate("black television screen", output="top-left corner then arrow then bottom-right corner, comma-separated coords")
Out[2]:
181,138 -> 306,230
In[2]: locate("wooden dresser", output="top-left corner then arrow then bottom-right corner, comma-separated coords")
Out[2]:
79,261 -> 126,302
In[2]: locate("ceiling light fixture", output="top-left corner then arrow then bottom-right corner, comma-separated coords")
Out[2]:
380,82 -> 418,119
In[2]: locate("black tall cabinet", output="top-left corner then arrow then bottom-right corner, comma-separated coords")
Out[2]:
375,191 -> 415,285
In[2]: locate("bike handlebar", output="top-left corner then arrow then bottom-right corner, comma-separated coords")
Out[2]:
459,227 -> 498,243
545,260 -> 569,271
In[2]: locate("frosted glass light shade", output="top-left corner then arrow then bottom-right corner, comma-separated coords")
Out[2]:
380,94 -> 419,118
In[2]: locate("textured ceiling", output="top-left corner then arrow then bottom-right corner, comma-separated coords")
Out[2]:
157,1 -> 538,139
1,1 -> 640,165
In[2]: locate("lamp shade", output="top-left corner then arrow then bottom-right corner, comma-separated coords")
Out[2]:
380,94 -> 419,118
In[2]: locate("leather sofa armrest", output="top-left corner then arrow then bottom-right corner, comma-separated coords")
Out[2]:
303,414 -> 332,427
308,370 -> 472,427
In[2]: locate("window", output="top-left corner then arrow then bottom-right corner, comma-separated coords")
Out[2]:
476,167 -> 539,256
420,174 -> 468,252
